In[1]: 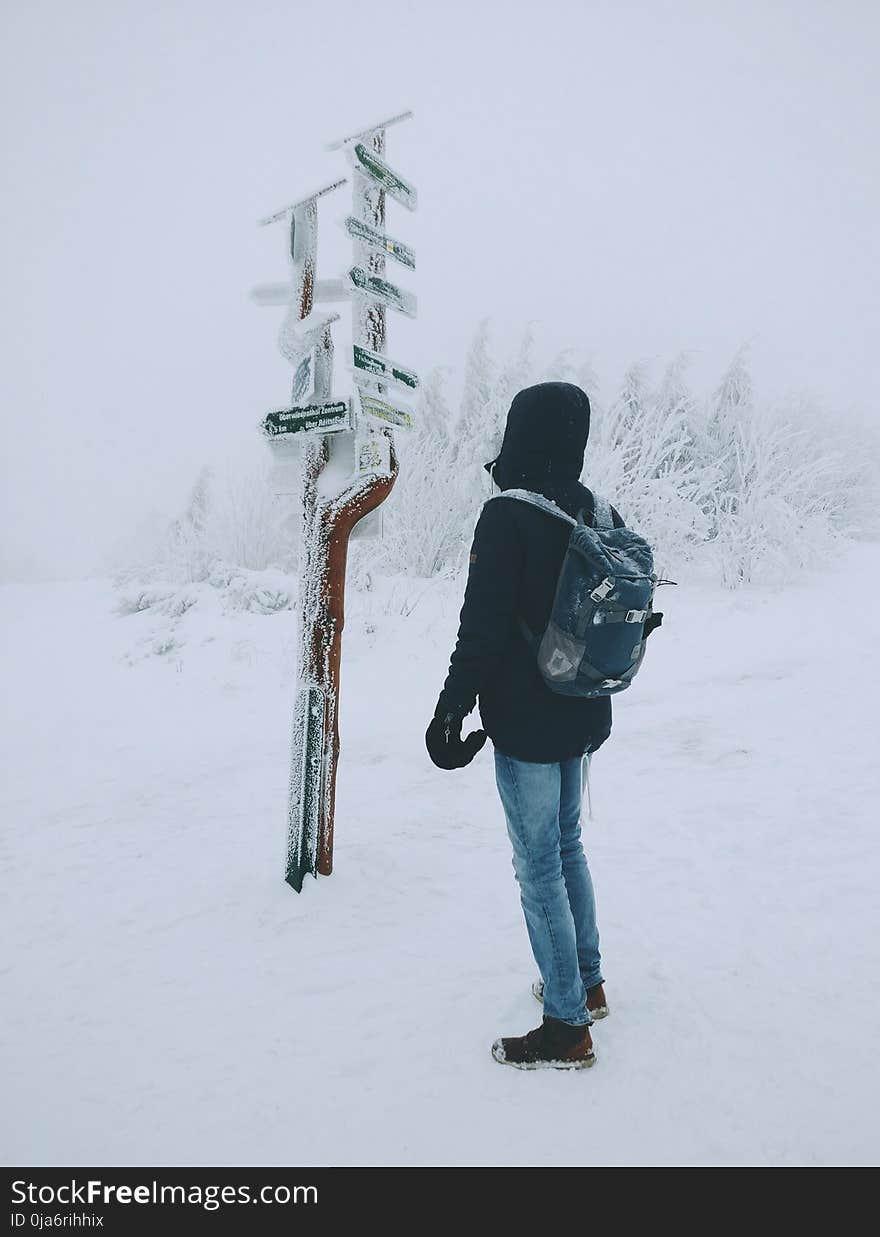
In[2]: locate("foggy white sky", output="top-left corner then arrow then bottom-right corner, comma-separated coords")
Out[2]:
1,0 -> 877,577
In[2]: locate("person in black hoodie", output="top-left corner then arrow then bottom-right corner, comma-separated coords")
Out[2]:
425,382 -> 624,1070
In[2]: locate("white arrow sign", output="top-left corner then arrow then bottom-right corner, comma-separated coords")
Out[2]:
258,179 -> 347,227
357,388 -> 414,431
326,110 -> 414,151
251,279 -> 349,307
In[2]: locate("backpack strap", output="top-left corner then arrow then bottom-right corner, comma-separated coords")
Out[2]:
489,487 -> 616,531
486,488 -> 577,527
591,493 -> 614,531
491,490 -> 586,654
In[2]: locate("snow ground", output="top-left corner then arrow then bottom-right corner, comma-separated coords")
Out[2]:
2,545 -> 879,1168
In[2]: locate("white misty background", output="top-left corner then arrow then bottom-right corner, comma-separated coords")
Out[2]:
1,0 -> 877,586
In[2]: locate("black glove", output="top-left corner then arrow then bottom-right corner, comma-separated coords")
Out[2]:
425,707 -> 487,770
644,611 -> 663,639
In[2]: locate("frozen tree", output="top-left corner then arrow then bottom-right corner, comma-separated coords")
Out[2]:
375,365 -> 464,578
655,354 -> 701,469
597,362 -> 651,477
582,360 -> 712,571
708,405 -> 850,586
697,346 -> 762,579
165,466 -> 214,584
576,357 -> 602,409
208,463 -> 296,573
699,346 -> 754,524
492,322 -> 538,442
454,318 -> 496,467
539,345 -> 580,387
419,361 -> 453,454
454,322 -> 541,528
117,459 -> 295,588
444,320 -> 501,565
707,345 -> 753,445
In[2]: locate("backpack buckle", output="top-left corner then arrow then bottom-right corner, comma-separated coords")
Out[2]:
625,608 -> 648,623
590,577 -> 615,601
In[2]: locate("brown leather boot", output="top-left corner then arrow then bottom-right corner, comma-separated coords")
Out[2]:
492,1015 -> 596,1070
531,978 -> 609,1019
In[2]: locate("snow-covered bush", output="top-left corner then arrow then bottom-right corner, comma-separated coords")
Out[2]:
583,356 -> 715,576
352,322 -> 540,591
694,355 -> 863,585
374,329 -> 868,590
114,460 -> 295,589
364,365 -> 464,580
369,330 -> 729,585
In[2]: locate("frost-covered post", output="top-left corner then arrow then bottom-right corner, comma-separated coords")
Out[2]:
253,112 -> 417,892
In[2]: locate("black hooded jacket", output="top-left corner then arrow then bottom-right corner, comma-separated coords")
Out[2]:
435,382 -> 624,762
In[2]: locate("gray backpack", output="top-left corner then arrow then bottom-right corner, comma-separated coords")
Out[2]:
489,488 -> 658,698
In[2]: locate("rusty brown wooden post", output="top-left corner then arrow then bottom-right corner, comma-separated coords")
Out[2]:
313,443 -> 399,875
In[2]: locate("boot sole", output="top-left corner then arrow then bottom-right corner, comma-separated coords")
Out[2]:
532,983 -> 609,1019
491,1041 -> 597,1070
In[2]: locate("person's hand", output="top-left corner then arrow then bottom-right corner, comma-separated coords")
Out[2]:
644,611 -> 663,639
425,708 -> 487,770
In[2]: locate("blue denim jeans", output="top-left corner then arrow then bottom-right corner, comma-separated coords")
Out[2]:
494,749 -> 603,1026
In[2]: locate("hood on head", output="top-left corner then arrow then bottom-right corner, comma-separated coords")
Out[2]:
484,382 -> 590,490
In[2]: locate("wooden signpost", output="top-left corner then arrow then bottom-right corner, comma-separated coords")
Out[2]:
253,110 -> 417,892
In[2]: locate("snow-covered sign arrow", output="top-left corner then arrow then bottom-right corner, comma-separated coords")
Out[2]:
347,266 -> 416,317
343,216 -> 415,270
325,109 -> 414,151
352,343 -> 419,392
257,178 -> 347,228
347,143 -> 417,211
251,279 -> 349,307
262,399 -> 353,439
357,388 -> 415,431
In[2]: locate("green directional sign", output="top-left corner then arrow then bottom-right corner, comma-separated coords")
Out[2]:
352,143 -> 417,211
262,399 -> 352,438
344,216 -> 415,270
358,390 -> 414,431
348,267 -> 416,317
352,344 -> 419,391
